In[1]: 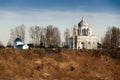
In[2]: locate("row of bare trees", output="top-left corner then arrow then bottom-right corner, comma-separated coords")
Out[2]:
3,24 -> 120,49
64,28 -> 70,47
29,26 -> 45,47
102,26 -> 120,49
9,24 -> 26,44
29,25 -> 61,47
9,25 -> 66,48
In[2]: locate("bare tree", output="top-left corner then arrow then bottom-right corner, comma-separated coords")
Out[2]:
111,27 -> 120,48
53,27 -> 61,46
10,24 -> 26,44
6,39 -> 12,48
0,41 -> 4,48
29,26 -> 35,44
102,26 -> 120,49
45,25 -> 61,47
15,24 -> 26,42
64,28 -> 70,46
29,26 -> 45,47
40,28 -> 46,47
45,25 -> 54,47
102,27 -> 111,49
9,29 -> 16,45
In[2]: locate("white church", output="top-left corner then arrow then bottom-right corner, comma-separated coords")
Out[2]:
68,17 -> 97,49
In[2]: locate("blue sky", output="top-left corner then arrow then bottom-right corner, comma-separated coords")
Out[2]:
0,0 -> 120,45
0,0 -> 119,13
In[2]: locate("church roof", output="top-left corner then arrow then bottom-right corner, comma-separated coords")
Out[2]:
78,17 -> 88,27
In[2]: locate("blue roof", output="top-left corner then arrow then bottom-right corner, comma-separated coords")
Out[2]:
14,38 -> 23,43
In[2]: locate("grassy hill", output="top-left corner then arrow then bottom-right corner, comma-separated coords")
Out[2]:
0,49 -> 120,80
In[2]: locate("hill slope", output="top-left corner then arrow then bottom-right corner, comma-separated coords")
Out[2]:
0,49 -> 120,80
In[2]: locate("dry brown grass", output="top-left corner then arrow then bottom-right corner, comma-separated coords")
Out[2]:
0,48 -> 120,80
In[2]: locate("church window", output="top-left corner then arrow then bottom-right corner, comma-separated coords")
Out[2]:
81,42 -> 85,49
81,42 -> 84,44
92,42 -> 95,47
88,42 -> 90,44
82,29 -> 87,36
87,28 -> 89,35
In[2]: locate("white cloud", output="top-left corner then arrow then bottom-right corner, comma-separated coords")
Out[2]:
0,10 -> 24,19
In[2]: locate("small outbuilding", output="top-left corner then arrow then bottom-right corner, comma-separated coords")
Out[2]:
14,38 -> 29,49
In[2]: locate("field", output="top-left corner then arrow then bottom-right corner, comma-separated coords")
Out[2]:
0,49 -> 120,80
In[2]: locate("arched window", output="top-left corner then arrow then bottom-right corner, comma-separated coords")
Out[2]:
92,42 -> 95,47
87,28 -> 89,36
88,42 -> 90,44
82,29 -> 87,36
81,42 -> 85,49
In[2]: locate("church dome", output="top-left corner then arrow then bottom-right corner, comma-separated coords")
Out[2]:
78,17 -> 88,27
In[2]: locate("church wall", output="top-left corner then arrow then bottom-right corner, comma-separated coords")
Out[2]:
72,17 -> 98,50
75,36 -> 97,49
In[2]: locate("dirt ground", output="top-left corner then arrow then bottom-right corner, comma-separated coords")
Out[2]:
0,49 -> 120,80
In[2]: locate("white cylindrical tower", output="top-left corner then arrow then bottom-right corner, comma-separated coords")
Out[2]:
73,26 -> 78,36
78,17 -> 89,36
88,27 -> 92,36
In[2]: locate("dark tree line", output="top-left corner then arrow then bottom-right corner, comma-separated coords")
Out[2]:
102,26 -> 120,49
